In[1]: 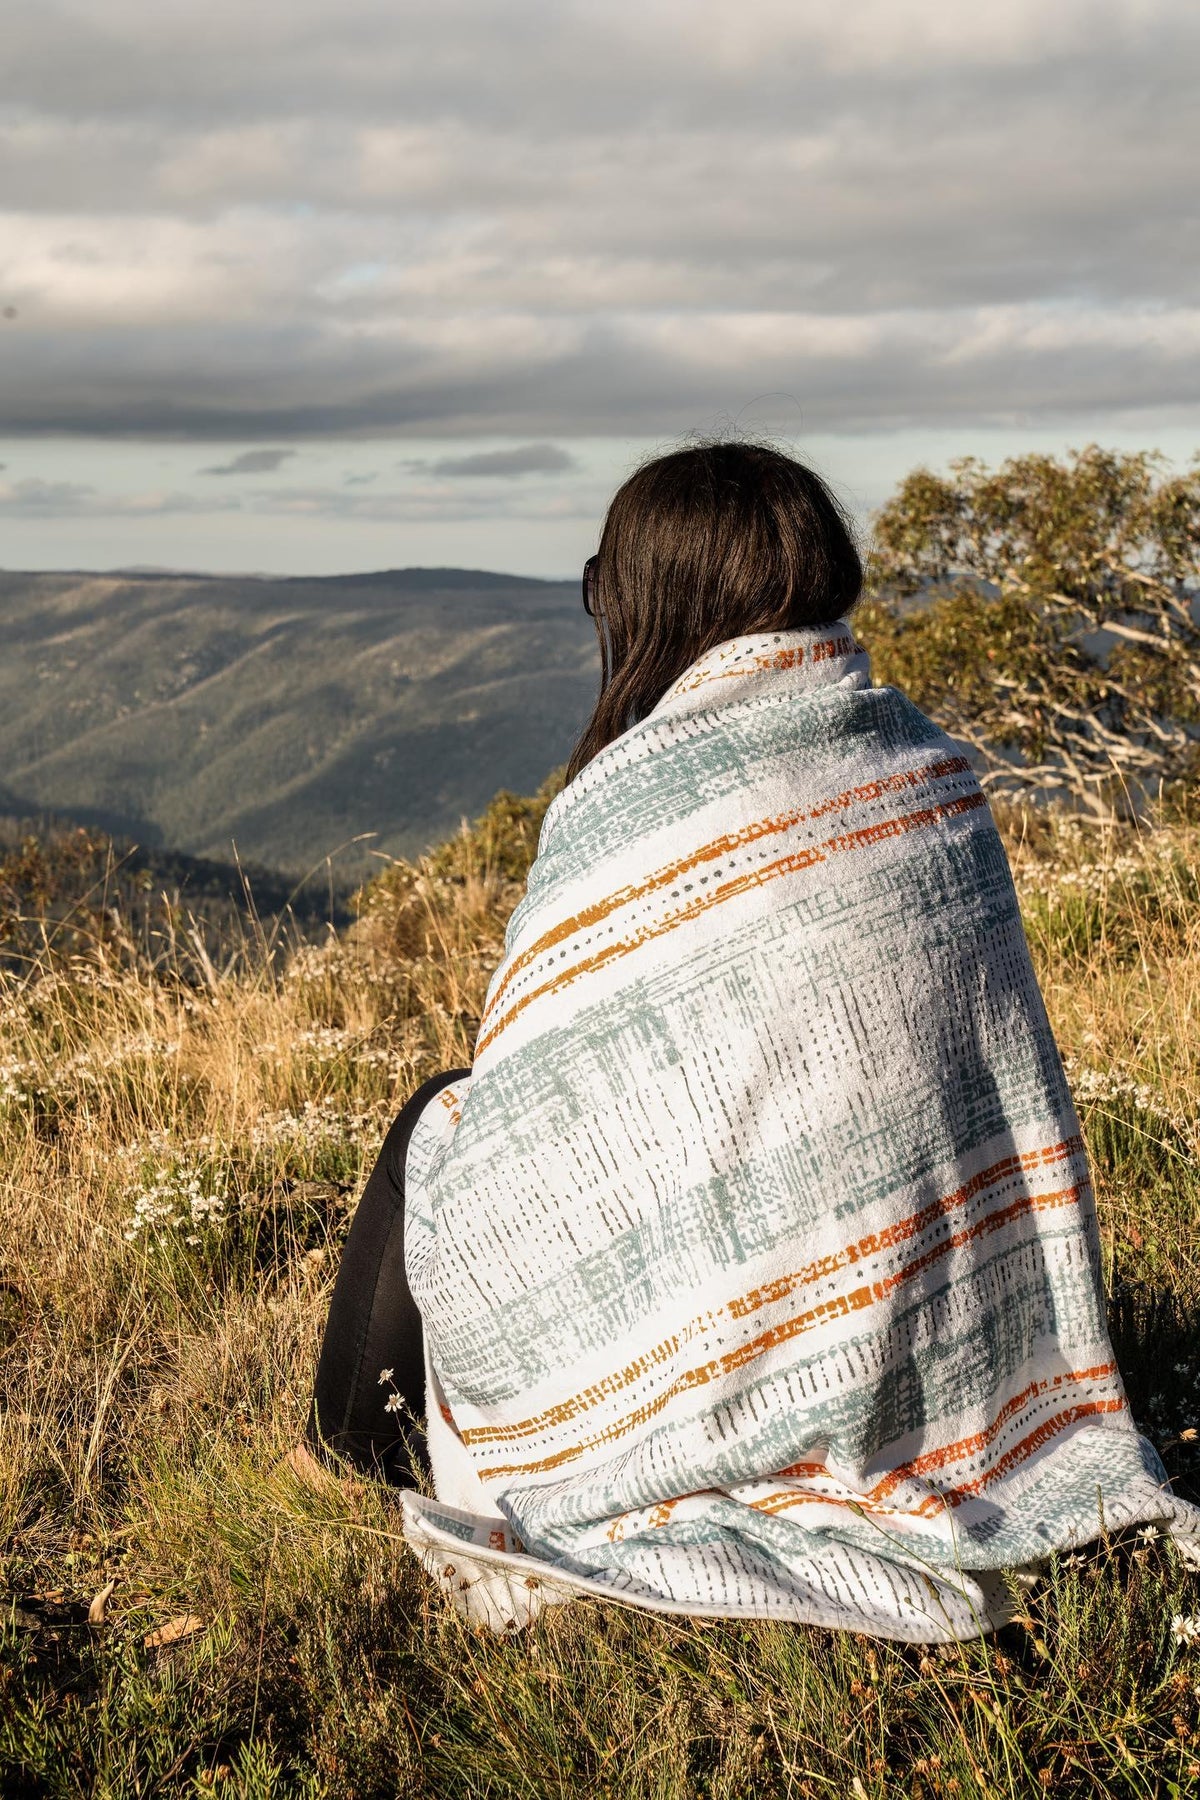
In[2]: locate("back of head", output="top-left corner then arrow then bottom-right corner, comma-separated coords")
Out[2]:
565,440 -> 863,782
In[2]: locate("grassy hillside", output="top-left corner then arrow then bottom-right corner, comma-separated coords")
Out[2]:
1,773 -> 1198,1798
0,567 -> 598,879
0,810 -> 354,985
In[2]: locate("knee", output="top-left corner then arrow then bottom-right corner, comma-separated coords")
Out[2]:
383,1067 -> 471,1190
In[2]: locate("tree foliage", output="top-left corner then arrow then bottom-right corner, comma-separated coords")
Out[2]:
859,446 -> 1200,817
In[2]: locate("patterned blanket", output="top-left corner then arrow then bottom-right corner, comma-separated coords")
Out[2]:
400,622 -> 1200,1640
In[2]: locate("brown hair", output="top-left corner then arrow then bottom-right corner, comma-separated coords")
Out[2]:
564,440 -> 863,784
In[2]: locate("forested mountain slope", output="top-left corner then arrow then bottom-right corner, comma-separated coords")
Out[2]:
0,566 -> 598,876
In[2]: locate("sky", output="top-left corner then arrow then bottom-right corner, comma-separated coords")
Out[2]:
1,0 -> 1198,577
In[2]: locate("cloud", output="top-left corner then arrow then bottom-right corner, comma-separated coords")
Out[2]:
5,304 -> 1200,443
0,477 -> 100,513
0,476 -> 243,517
0,469 -> 603,524
202,447 -> 296,475
425,443 -> 576,478
1,1 -> 1198,442
253,480 -> 601,522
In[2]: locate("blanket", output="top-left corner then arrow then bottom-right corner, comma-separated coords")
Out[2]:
399,622 -> 1200,1641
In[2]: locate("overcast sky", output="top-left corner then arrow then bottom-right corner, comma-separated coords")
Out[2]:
2,0 -> 1198,575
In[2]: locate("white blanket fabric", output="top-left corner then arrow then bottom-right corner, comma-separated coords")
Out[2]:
399,622 -> 1200,1640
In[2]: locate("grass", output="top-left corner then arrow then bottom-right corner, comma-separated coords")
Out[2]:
1,775 -> 1199,1798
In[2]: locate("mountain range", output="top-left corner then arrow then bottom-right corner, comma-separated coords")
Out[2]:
0,566 -> 600,879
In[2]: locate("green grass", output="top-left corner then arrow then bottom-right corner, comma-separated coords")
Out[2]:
2,783 -> 1199,1798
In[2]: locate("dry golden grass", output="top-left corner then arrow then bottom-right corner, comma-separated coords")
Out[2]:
2,778 -> 1198,1798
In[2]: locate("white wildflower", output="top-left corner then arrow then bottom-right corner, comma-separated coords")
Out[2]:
384,1392 -> 404,1414
294,1025 -> 356,1061
378,1368 -> 394,1384
1171,1614 -> 1200,1647
248,1095 -> 390,1155
124,1159 -> 228,1241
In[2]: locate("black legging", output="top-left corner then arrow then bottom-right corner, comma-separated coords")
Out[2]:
306,1064 -> 471,1486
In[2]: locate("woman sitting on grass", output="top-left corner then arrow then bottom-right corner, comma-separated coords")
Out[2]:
302,440 -> 1200,1642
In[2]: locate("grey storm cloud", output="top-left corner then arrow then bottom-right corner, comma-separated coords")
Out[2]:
426,444 -> 577,478
2,0 -> 1199,441
202,448 -> 296,475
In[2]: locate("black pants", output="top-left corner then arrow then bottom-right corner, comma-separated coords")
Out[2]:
306,1064 -> 471,1487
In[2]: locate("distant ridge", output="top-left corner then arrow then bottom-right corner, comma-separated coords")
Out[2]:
1,565 -> 600,876
280,567 -> 557,590
3,564 -> 558,587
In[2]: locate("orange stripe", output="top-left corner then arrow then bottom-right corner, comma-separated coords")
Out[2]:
476,1288 -> 876,1479
462,1139 -> 1083,1450
605,1364 -> 1120,1535
666,635 -> 860,698
811,635 -> 862,663
753,1490 -> 937,1522
611,1364 -> 1121,1537
471,1182 -> 1090,1480
748,1487 -> 900,1520
869,1181 -> 1084,1303
476,787 -> 986,1056
866,1361 -> 1121,1502
436,1087 -> 462,1126
750,1390 -> 1125,1517
618,1481 -> 898,1535
943,1399 -> 1126,1502
479,753 -> 971,1035
668,642 -> 812,696
774,1457 -> 829,1480
729,1139 -> 1080,1320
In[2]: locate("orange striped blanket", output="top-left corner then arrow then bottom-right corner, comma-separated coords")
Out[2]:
398,622 -> 1200,1639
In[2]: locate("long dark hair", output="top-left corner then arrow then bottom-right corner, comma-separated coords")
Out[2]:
564,441 -> 863,784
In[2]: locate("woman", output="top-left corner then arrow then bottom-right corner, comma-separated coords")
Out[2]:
305,441 -> 1200,1641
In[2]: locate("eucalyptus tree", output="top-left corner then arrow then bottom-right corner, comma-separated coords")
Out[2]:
860,446 -> 1200,817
